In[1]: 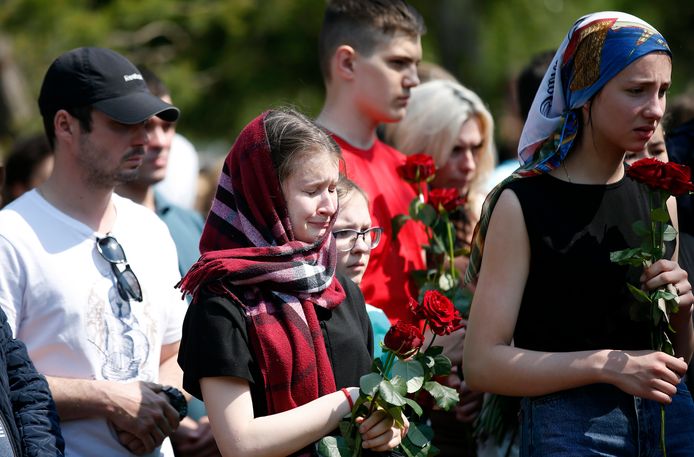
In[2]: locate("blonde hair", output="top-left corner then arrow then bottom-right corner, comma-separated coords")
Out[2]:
383,79 -> 496,202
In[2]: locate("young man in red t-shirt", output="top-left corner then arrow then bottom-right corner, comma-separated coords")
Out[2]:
316,0 -> 428,324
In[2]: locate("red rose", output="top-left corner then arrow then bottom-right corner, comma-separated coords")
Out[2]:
399,154 -> 436,183
626,157 -> 666,189
627,158 -> 694,196
427,188 -> 466,213
412,290 -> 463,336
383,322 -> 424,357
661,162 -> 694,197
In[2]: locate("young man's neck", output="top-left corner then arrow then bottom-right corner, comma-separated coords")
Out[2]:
38,168 -> 117,233
116,183 -> 156,211
316,97 -> 380,150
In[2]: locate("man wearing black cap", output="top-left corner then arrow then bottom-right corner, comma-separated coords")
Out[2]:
0,47 -> 188,457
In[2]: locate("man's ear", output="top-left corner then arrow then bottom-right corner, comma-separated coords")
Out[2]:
333,45 -> 357,81
53,110 -> 75,143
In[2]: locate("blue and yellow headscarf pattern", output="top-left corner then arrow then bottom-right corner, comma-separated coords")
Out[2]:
465,11 -> 670,285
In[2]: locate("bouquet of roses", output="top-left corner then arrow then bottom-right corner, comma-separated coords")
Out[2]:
317,291 -> 463,457
610,157 -> 694,456
392,154 -> 471,316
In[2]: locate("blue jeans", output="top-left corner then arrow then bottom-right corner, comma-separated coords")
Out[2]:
520,382 -> 694,456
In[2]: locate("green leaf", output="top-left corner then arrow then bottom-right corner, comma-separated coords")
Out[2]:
386,405 -> 406,427
632,219 -> 651,237
424,381 -> 460,410
431,354 -> 453,377
610,248 -> 645,266
378,379 -> 408,406
389,375 -> 409,396
405,421 -> 432,448
653,288 -> 676,302
663,224 -> 678,242
316,435 -> 352,457
430,236 -> 447,255
391,214 -> 410,241
360,372 -> 382,396
404,397 -> 424,417
421,355 -> 437,369
409,197 -> 423,220
391,359 -> 425,393
652,301 -> 664,325
452,287 -> 473,317
371,356 -> 385,374
419,204 -> 437,226
651,207 -> 670,223
338,420 -> 357,448
627,283 -> 651,303
422,345 -> 443,357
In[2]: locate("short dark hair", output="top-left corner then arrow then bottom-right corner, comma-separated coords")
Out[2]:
264,107 -> 343,184
2,133 -> 53,205
42,105 -> 93,150
318,0 -> 426,81
516,50 -> 555,121
138,66 -> 171,99
337,174 -> 368,204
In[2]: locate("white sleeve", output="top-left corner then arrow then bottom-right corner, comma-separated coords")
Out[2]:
0,234 -> 26,336
159,228 -> 187,345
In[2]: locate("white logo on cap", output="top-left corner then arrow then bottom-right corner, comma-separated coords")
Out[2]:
123,73 -> 143,82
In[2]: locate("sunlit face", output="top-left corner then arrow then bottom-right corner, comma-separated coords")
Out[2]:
353,33 -> 422,124
586,53 -> 671,158
625,124 -> 667,164
333,191 -> 372,285
137,94 -> 176,185
431,116 -> 483,195
281,150 -> 339,243
75,110 -> 149,188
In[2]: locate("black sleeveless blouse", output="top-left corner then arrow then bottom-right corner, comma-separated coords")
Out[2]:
505,172 -> 675,352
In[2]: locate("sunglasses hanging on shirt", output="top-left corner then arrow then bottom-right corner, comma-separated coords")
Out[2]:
96,235 -> 143,302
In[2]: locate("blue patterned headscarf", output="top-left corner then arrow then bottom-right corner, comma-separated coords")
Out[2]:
465,11 -> 671,285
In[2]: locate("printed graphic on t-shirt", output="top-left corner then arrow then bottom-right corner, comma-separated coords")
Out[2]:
86,282 -> 157,382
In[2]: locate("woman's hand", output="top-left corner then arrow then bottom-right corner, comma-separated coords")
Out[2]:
356,409 -> 409,452
454,380 -> 484,423
604,349 -> 687,404
641,259 -> 694,310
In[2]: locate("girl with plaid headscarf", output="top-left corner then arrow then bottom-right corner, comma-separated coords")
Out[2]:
463,12 -> 694,455
177,108 -> 407,456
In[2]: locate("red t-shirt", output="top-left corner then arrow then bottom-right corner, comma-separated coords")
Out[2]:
334,135 -> 428,324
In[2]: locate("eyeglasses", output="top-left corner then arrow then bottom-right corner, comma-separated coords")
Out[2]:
96,235 -> 143,302
333,227 -> 383,252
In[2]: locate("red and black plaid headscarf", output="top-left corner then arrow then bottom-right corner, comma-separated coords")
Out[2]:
178,111 -> 345,418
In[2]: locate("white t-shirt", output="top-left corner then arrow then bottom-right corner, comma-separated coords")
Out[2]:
154,133 -> 199,210
0,190 -> 187,457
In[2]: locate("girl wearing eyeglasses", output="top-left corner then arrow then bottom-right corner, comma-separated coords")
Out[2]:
333,176 -> 389,359
176,108 -> 406,457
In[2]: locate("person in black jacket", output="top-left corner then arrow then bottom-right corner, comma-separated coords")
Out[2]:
0,308 -> 64,456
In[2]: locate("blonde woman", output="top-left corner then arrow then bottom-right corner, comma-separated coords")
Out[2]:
384,79 -> 496,457
384,79 -> 496,249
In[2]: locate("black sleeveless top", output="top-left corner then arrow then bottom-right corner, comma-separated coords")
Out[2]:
505,172 -> 675,352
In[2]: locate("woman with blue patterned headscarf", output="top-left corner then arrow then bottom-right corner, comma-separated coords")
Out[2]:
463,12 -> 694,455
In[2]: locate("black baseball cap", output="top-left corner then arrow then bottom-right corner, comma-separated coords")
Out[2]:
38,47 -> 180,124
